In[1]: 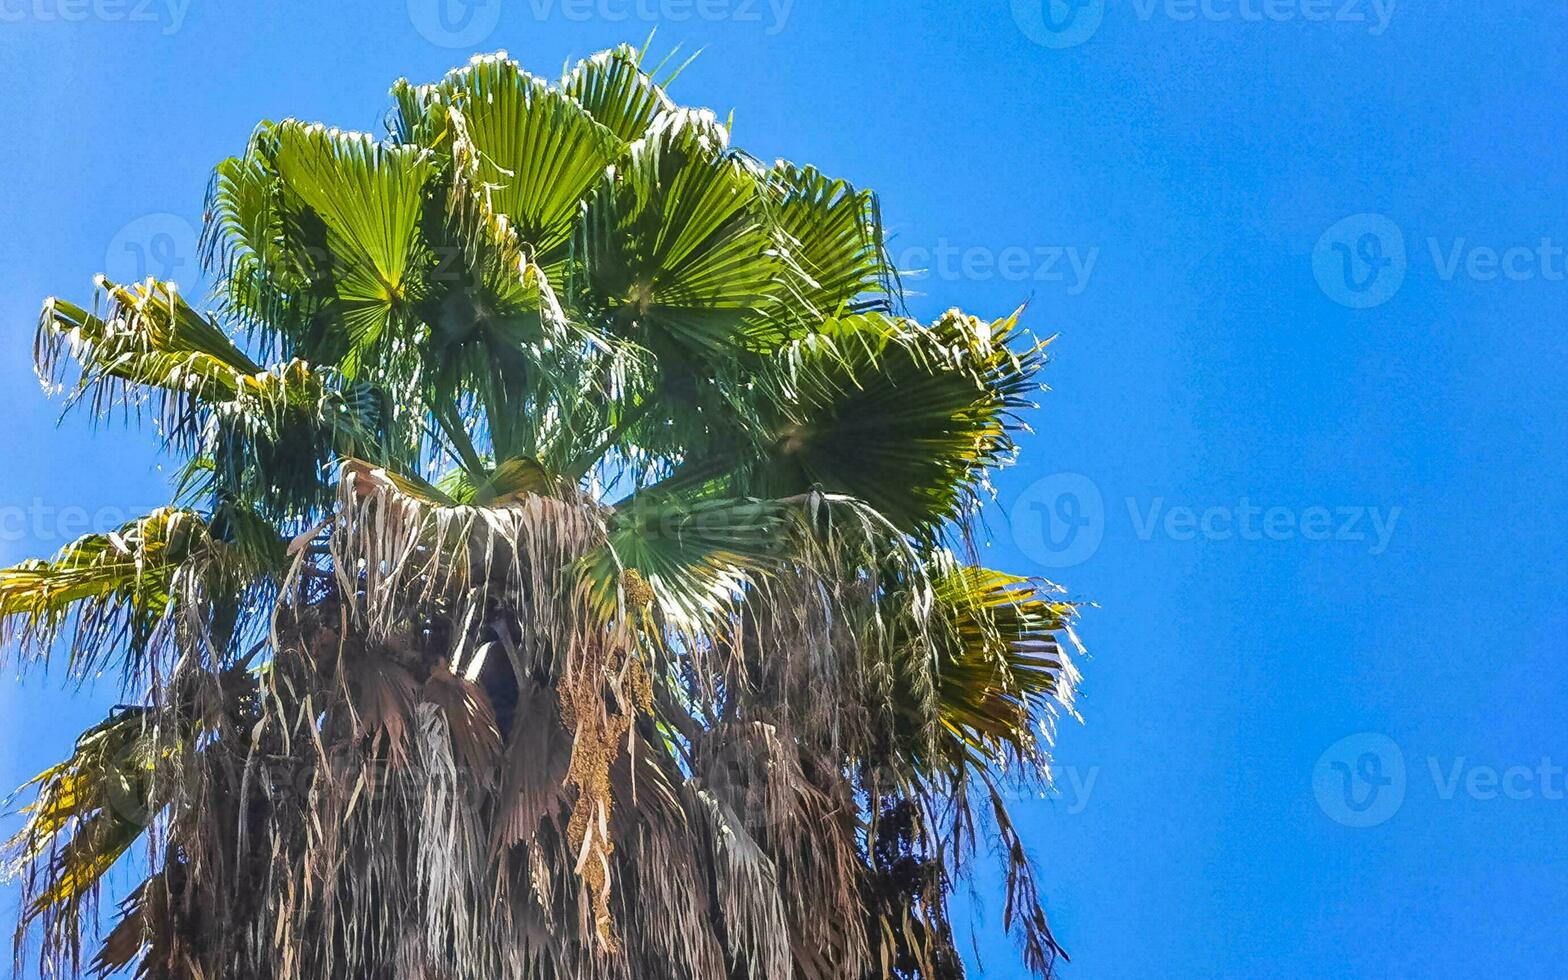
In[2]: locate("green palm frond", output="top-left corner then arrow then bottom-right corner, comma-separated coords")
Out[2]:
0,505 -> 283,680
39,277 -> 386,518
745,309 -> 1047,536
412,202 -> 594,469
584,494 -> 802,632
37,277 -> 259,434
0,510 -> 206,675
268,121 -> 438,373
4,709 -> 171,927
761,162 -> 891,337
562,43 -> 676,143
203,136 -> 309,352
207,359 -> 388,519
930,559 -> 1080,770
439,54 -> 623,261
583,108 -> 782,359
433,454 -> 561,505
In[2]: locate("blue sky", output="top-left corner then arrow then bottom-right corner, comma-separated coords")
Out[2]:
2,2 -> 1565,977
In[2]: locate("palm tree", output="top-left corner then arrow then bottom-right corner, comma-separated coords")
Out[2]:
1,44 -> 1082,980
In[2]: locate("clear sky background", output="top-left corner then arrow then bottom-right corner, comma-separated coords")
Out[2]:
2,2 -> 1566,977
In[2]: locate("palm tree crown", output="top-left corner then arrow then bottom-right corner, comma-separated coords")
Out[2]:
3,44 -> 1082,980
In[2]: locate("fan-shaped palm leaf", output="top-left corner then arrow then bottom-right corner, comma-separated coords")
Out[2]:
742,309 -> 1046,535
562,43 -> 677,144
761,162 -> 891,337
435,54 -> 622,262
268,122 -> 438,373
583,109 -> 782,359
